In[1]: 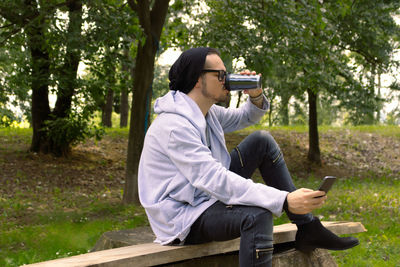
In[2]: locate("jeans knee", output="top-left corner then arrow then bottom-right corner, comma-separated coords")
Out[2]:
251,131 -> 283,165
239,208 -> 273,267
241,208 -> 273,236
251,131 -> 277,150
257,210 -> 273,237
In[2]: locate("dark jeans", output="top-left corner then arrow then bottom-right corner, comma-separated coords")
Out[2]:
185,130 -> 313,266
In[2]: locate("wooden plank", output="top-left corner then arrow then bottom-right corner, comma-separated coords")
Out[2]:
23,221 -> 366,267
23,240 -> 241,267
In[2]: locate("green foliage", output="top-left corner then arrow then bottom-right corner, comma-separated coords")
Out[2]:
0,0 -> 142,151
160,0 -> 191,50
317,93 -> 342,125
0,19 -> 32,120
0,107 -> 18,127
42,113 -> 104,155
152,63 -> 170,100
1,0 -> 399,138
82,0 -> 140,112
185,0 -> 400,126
385,108 -> 400,125
291,101 -> 308,126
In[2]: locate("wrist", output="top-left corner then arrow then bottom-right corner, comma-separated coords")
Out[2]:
249,93 -> 263,101
283,194 -> 289,211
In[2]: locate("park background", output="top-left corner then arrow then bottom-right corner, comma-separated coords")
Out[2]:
1,0 -> 400,266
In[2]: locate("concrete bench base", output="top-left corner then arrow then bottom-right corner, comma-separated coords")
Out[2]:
154,247 -> 337,267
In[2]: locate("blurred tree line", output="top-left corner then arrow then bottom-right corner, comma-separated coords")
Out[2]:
0,0 -> 399,203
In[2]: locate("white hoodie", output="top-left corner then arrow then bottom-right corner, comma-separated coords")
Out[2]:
138,90 -> 288,245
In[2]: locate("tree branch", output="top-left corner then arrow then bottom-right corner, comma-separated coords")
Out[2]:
0,1 -> 69,44
150,0 -> 170,37
337,43 -> 378,66
0,22 -> 16,29
133,0 -> 151,36
0,27 -> 23,45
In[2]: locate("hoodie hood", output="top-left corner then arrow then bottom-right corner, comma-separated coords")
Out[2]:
154,90 -> 206,133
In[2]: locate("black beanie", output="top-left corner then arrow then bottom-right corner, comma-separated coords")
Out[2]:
169,47 -> 211,94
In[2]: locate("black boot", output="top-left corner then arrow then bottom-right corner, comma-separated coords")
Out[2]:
295,217 -> 359,253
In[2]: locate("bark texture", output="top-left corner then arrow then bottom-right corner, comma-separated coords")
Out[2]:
124,0 -> 170,204
307,88 -> 321,164
102,88 -> 114,128
119,48 -> 131,128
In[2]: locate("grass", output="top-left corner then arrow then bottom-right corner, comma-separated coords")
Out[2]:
0,197 -> 147,266
249,123 -> 400,136
265,174 -> 400,266
288,175 -> 400,266
0,125 -> 399,266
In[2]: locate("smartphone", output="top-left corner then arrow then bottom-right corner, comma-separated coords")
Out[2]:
316,176 -> 336,197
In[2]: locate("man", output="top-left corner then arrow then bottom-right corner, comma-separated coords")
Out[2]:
138,47 -> 359,266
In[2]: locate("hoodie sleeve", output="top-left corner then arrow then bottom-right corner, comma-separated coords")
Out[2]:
213,95 -> 269,133
167,124 -> 288,216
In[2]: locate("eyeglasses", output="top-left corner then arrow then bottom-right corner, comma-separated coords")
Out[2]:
202,69 -> 227,82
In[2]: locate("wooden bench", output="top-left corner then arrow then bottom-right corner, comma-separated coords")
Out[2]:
23,221 -> 366,267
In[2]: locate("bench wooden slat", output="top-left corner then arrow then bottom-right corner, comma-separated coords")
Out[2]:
23,221 -> 366,267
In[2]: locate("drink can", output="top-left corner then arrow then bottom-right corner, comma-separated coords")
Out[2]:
225,74 -> 262,91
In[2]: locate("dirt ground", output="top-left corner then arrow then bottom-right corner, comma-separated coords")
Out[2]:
0,129 -> 399,206
227,129 -> 399,180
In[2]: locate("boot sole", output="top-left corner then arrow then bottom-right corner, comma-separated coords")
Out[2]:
296,240 -> 360,253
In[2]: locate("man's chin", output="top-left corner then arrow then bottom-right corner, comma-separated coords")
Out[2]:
218,95 -> 230,103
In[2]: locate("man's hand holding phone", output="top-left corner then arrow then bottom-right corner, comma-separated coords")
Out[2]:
286,176 -> 336,215
286,188 -> 327,214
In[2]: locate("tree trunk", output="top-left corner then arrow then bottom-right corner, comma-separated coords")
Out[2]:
124,0 -> 170,204
280,93 -> 290,125
376,70 -> 382,123
50,0 -> 82,156
53,0 -> 82,119
268,99 -> 273,127
26,1 -> 51,153
120,87 -> 129,128
368,64 -> 376,124
120,48 -> 131,128
2,0 -> 52,153
2,0 -> 82,156
102,88 -> 114,127
307,88 -> 321,165
124,43 -> 153,204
